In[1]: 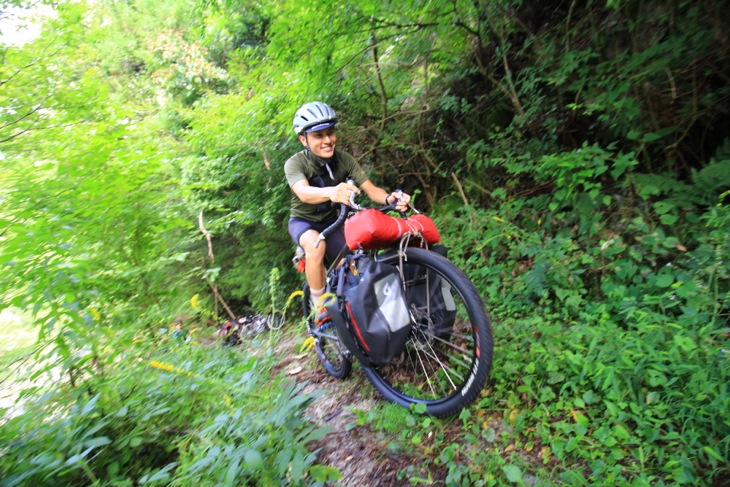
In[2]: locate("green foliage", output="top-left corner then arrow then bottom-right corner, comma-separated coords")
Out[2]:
482,307 -> 729,485
2,0 -> 729,484
0,328 -> 338,486
432,132 -> 728,484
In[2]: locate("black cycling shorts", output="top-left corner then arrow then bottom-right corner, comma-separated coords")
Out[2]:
288,217 -> 348,266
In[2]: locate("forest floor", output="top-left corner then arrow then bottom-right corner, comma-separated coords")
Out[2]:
1,309 -> 542,486
268,332 -> 451,486
263,324 -> 546,487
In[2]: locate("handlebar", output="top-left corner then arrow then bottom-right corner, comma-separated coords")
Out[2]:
316,202 -> 349,248
391,189 -> 419,215
315,180 -> 414,248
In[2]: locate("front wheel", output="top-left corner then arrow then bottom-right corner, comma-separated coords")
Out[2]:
366,247 -> 493,417
303,284 -> 352,379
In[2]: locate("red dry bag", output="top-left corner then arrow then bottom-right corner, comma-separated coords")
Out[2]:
344,209 -> 440,250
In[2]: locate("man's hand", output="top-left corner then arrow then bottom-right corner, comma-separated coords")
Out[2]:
329,182 -> 360,205
388,191 -> 411,212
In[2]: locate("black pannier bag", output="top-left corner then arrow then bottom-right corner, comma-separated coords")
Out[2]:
341,255 -> 411,366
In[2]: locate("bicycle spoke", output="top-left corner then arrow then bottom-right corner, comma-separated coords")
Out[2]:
406,345 -> 434,398
422,328 -> 473,357
410,337 -> 464,392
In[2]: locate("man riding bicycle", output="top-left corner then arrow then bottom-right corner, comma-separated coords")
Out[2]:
284,101 -> 410,323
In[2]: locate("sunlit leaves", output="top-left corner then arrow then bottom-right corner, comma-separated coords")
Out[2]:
0,0 -> 194,365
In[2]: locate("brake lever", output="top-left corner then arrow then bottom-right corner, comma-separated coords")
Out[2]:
347,179 -> 362,210
393,189 -> 419,216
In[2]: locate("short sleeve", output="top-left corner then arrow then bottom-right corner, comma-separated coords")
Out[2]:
284,153 -> 308,188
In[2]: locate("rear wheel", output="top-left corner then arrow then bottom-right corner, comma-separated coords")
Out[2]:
303,284 -> 352,379
365,247 -> 493,417
266,310 -> 286,330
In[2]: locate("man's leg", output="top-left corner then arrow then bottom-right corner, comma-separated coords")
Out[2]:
298,229 -> 327,305
288,218 -> 343,323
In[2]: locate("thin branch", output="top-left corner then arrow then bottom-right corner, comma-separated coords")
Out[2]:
334,28 -> 426,74
348,11 -> 445,35
198,211 -> 214,261
465,179 -> 494,198
471,13 -> 525,119
1,34 -> 64,87
198,212 -> 235,320
451,172 -> 470,207
453,20 -> 479,37
498,49 -> 525,117
564,0 -> 577,51
358,107 -> 435,134
452,172 -> 482,236
370,16 -> 388,131
0,94 -> 53,131
0,119 -> 38,144
0,109 -> 39,131
206,278 -> 236,320
0,121 -> 80,145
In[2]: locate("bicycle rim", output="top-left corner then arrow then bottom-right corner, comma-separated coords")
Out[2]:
366,247 -> 493,417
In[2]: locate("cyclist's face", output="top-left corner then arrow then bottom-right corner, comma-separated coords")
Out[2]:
300,128 -> 337,159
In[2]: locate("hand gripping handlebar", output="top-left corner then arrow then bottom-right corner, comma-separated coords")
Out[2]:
315,179 -> 359,248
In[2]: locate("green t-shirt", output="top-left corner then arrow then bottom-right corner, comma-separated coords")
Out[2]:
284,149 -> 369,222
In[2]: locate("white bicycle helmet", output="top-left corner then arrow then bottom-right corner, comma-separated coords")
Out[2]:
293,102 -> 337,135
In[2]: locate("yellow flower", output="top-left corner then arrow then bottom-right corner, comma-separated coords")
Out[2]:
150,360 -> 175,372
89,308 -> 101,322
300,337 -> 315,352
190,294 -> 200,310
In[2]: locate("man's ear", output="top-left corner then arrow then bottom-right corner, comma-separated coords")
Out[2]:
298,134 -> 308,147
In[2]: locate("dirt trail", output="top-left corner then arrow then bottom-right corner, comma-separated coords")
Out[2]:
272,342 -> 446,486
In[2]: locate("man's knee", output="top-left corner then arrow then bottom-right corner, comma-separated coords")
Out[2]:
306,245 -> 326,264
299,231 -> 326,261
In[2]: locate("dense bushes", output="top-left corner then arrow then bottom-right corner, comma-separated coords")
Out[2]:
434,149 -> 729,483
0,327 -> 339,486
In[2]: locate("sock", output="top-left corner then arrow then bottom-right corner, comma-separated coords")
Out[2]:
310,287 -> 325,310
